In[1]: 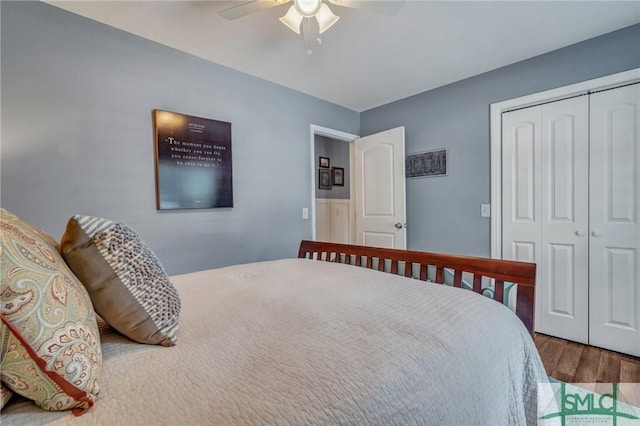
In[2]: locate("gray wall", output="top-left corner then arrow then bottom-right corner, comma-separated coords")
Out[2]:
314,135 -> 350,199
1,1 -> 358,274
361,24 -> 640,257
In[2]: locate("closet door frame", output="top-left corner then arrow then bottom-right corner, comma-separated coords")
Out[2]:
490,68 -> 640,260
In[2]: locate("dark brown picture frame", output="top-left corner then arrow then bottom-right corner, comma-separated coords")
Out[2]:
319,169 -> 332,189
332,167 -> 344,186
319,157 -> 330,168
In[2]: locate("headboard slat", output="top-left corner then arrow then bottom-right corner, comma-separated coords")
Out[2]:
404,262 -> 412,278
453,270 -> 463,288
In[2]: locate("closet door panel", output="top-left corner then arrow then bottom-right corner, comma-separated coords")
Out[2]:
502,97 -> 589,341
589,83 -> 640,357
539,96 -> 589,342
502,106 -> 546,333
502,106 -> 542,267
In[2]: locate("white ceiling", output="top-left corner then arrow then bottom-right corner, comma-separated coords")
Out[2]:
46,1 -> 640,112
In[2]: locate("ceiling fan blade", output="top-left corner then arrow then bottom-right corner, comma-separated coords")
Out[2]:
219,0 -> 287,20
302,18 -> 320,55
327,0 -> 404,15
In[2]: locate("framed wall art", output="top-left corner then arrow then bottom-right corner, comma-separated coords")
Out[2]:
332,167 -> 344,186
406,148 -> 447,178
319,169 -> 332,190
319,157 -> 330,168
154,109 -> 233,209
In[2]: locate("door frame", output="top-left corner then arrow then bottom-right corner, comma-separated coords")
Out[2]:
489,68 -> 640,259
309,124 -> 359,241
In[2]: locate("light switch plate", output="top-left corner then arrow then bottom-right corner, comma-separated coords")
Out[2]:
302,207 -> 309,219
481,204 -> 491,217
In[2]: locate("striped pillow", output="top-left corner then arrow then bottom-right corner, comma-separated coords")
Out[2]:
60,215 -> 180,346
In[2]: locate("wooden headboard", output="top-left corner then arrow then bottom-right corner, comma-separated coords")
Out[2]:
298,240 -> 536,335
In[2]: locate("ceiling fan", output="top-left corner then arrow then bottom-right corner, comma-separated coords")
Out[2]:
219,0 -> 404,54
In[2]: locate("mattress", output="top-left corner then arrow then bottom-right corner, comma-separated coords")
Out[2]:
1,258 -> 548,425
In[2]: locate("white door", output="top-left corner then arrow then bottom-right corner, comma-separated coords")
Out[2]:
501,105 -> 542,266
502,96 -> 589,343
354,127 -> 406,249
540,97 -> 590,343
588,84 -> 640,357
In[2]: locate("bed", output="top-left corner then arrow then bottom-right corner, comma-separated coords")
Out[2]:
2,231 -> 547,425
297,240 -> 537,335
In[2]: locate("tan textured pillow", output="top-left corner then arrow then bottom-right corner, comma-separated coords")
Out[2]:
60,215 -> 180,346
0,209 -> 101,414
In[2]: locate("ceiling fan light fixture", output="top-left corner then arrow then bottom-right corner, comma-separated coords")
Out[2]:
294,0 -> 322,17
279,5 -> 303,34
316,3 -> 339,34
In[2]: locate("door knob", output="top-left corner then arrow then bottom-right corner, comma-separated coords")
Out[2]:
575,231 -> 585,237
591,230 -> 602,237
395,222 -> 404,229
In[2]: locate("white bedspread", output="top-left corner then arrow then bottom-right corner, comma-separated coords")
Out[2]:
2,258 -> 548,425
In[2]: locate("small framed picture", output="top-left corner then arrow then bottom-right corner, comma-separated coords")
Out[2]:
332,167 -> 344,186
319,157 -> 330,168
319,169 -> 332,189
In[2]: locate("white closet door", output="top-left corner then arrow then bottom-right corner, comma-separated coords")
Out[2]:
502,96 -> 589,342
589,83 -> 640,357
502,105 -> 544,329
502,106 -> 542,267
540,96 -> 590,343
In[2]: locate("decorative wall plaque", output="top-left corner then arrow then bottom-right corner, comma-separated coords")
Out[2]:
406,148 -> 447,178
154,109 -> 233,209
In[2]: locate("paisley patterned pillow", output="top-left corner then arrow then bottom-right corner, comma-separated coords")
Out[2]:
60,215 -> 180,346
0,209 -> 102,414
0,382 -> 13,410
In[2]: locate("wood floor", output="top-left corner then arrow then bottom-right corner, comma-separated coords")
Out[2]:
534,333 -> 640,383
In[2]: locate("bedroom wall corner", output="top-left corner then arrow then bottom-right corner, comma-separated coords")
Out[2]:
360,23 -> 640,258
